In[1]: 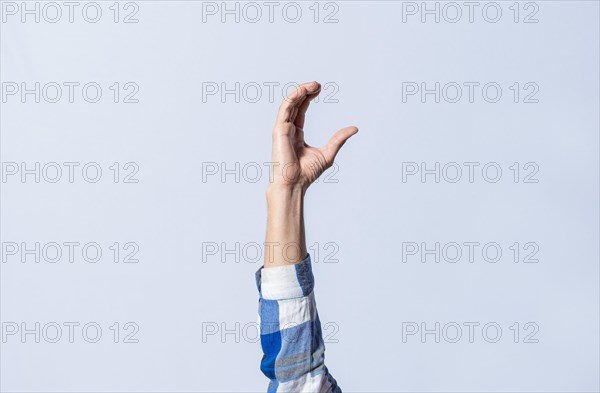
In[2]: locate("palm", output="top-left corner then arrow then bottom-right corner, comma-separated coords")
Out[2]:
288,125 -> 330,185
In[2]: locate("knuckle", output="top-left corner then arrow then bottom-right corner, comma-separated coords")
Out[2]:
285,86 -> 305,104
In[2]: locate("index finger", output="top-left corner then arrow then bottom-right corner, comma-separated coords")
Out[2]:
295,85 -> 321,130
275,81 -> 320,127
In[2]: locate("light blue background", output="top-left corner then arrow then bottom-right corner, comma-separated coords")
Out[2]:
1,1 -> 599,392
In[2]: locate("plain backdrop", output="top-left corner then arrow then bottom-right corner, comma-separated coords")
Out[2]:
1,1 -> 599,392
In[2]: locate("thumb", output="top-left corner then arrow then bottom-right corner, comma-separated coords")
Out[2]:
322,126 -> 359,164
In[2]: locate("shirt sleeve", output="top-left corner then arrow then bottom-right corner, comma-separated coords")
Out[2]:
255,254 -> 341,393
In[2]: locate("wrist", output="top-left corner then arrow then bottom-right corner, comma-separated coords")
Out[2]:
266,183 -> 306,202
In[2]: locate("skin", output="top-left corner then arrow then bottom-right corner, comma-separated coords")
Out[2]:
264,81 -> 358,268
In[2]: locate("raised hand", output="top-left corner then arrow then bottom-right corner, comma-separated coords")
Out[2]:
270,81 -> 358,192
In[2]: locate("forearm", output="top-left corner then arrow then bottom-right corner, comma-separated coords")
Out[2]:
264,185 -> 307,268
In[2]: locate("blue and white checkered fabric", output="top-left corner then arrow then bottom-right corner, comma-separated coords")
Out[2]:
256,254 -> 341,393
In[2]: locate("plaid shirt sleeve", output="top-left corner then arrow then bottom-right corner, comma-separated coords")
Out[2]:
255,254 -> 341,393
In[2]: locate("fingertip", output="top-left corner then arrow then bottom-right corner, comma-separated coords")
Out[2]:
346,126 -> 359,136
307,81 -> 320,92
